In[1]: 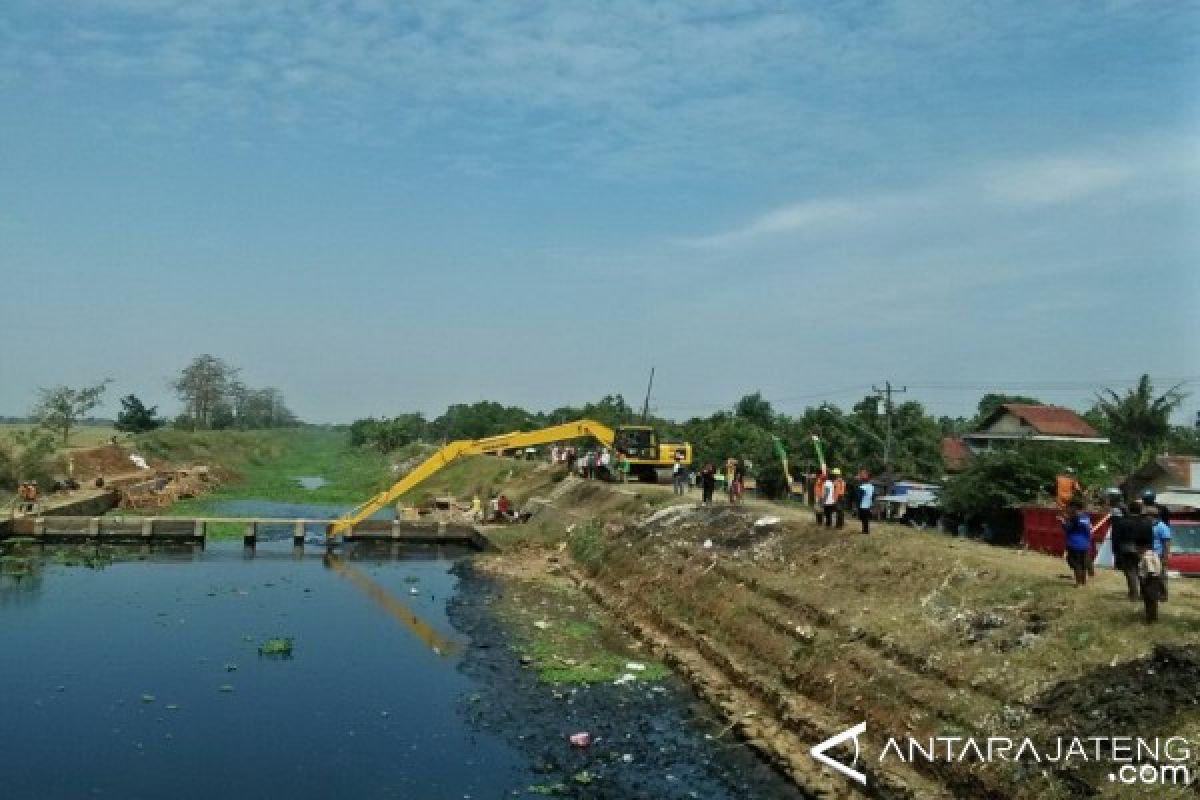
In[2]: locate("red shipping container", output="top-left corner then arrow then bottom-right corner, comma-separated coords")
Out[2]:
1021,506 -> 1110,557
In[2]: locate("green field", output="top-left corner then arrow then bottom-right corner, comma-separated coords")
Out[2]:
0,423 -> 120,449
132,427 -> 396,515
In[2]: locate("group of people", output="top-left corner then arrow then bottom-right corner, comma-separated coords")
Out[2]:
1060,488 -> 1173,623
693,458 -> 746,505
809,468 -> 877,534
549,444 -> 631,482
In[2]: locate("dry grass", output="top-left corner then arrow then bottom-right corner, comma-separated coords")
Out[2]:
471,466 -> 1200,799
0,422 -> 120,450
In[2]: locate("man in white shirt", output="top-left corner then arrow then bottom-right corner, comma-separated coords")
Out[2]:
821,474 -> 837,527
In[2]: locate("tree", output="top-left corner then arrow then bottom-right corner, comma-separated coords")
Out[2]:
1092,375 -> 1187,472
115,394 -> 164,433
734,392 -> 774,429
234,387 -> 297,429
31,380 -> 110,444
172,355 -> 238,430
0,427 -> 60,488
1166,424 -> 1200,457
428,401 -> 537,441
349,414 -> 428,452
941,447 -> 1058,526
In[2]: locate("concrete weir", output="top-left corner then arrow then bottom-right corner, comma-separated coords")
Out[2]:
1,514 -> 491,550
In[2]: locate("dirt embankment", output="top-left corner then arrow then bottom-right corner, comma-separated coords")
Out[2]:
466,463 -> 1200,799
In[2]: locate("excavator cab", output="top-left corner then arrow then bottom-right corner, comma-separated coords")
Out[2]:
613,426 -> 658,461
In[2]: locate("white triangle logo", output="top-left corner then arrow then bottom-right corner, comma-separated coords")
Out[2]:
810,721 -> 868,786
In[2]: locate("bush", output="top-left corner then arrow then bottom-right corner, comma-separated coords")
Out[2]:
941,448 -> 1058,525
0,429 -> 63,489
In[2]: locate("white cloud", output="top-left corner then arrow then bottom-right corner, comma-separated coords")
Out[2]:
2,0 -> 1192,178
682,133 -> 1199,247
981,156 -> 1135,207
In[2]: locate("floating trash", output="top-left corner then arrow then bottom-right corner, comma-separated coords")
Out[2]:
258,637 -> 294,657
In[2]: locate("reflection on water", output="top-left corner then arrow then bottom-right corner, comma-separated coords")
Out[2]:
0,532 -> 533,800
324,553 -> 461,657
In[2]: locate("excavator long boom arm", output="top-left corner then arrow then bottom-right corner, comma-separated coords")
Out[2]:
327,419 -> 619,539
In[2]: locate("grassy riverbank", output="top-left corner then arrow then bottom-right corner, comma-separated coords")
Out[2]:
132,427 -> 394,515
426,457 -> 1200,799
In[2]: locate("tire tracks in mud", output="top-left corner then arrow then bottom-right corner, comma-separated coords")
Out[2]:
562,560 -> 957,799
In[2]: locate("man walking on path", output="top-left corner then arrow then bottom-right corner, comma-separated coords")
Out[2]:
1062,498 -> 1093,587
857,472 -> 875,534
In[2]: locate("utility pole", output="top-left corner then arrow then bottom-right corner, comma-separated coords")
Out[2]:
872,381 -> 907,476
641,367 -> 655,423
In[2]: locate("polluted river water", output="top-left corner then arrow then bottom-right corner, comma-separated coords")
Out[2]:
0,500 -> 805,800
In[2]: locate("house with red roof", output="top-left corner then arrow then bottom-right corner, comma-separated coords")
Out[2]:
941,436 -> 972,473
962,403 -> 1109,453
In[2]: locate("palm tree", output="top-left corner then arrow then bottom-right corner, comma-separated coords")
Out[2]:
1093,375 -> 1186,470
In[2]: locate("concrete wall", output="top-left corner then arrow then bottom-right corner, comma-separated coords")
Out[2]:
1,490 -> 119,537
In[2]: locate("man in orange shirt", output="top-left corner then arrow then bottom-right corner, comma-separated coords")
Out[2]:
1055,468 -> 1083,512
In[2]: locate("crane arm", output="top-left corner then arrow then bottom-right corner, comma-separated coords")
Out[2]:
473,419 -> 616,454
327,419 -> 618,540
328,438 -> 479,538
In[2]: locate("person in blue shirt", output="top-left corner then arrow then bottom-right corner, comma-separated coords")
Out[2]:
1062,498 -> 1093,587
856,471 -> 876,534
1151,510 -> 1172,601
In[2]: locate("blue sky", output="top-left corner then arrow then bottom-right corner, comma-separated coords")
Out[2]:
2,0 -> 1198,423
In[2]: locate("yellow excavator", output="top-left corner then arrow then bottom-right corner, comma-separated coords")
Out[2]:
327,419 -> 691,540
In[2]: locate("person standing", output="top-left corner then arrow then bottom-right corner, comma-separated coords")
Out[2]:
857,472 -> 875,534
1055,468 -> 1083,513
672,457 -> 687,495
821,472 -> 837,527
732,459 -> 746,505
831,468 -> 846,528
1126,501 -> 1159,622
700,463 -> 716,505
1107,489 -> 1139,600
1152,508 -> 1173,602
1062,498 -> 1093,587
810,470 -> 825,525
724,458 -> 737,503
